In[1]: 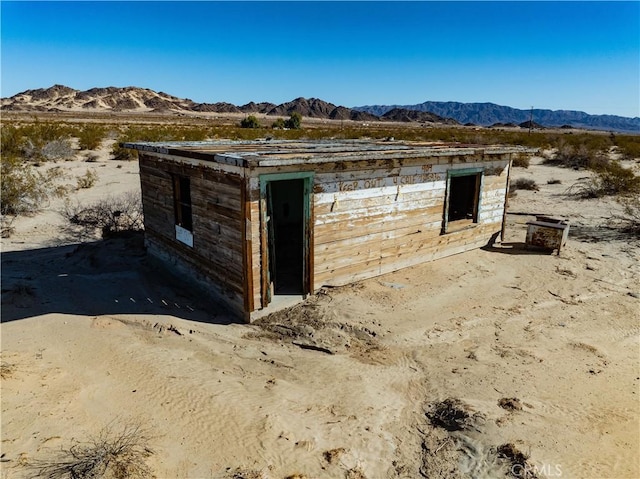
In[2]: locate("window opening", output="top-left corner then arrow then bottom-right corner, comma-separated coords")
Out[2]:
173,176 -> 193,231
445,170 -> 482,233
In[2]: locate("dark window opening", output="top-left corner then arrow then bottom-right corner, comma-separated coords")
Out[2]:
445,172 -> 481,232
267,179 -> 304,295
173,176 -> 193,231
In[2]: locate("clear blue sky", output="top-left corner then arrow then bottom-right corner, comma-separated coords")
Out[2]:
2,1 -> 638,117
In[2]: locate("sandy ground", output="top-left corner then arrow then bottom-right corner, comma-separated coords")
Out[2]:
1,143 -> 639,479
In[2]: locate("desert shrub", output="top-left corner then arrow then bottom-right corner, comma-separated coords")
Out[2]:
76,169 -> 98,189
547,140 -> 609,169
1,124 -> 23,157
1,156 -> 67,217
509,178 -> 539,194
62,191 -> 144,237
28,423 -> 154,479
568,161 -> 640,198
284,112 -> 302,129
2,121 -> 76,162
76,124 -> 106,150
84,152 -> 101,162
271,118 -> 286,129
616,195 -> 640,235
11,121 -> 76,161
614,135 -> 640,160
39,139 -> 75,161
0,361 -> 15,379
240,115 -> 260,128
591,162 -> 640,196
511,152 -> 530,168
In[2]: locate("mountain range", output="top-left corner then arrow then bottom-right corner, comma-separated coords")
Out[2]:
354,101 -> 639,133
0,85 -> 381,123
2,85 -> 638,132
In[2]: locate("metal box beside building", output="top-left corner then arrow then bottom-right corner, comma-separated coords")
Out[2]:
525,216 -> 570,254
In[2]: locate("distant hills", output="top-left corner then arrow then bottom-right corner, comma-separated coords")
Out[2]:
2,85 -> 638,132
354,101 -> 639,133
0,85 -> 393,123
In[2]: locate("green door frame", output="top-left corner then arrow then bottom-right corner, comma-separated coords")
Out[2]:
259,172 -> 314,306
442,167 -> 484,234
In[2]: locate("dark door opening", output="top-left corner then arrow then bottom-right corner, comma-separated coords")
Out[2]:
266,179 -> 305,295
447,174 -> 480,222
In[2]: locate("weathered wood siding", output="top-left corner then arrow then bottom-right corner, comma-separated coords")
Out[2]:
248,190 -> 263,309
312,157 -> 510,288
139,153 -> 245,312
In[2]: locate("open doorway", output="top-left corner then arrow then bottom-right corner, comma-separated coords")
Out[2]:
267,179 -> 305,295
260,172 -> 313,307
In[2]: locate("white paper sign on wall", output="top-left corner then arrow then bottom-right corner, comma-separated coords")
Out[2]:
175,225 -> 193,247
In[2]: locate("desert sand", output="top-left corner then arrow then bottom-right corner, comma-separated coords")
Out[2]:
1,141 -> 638,479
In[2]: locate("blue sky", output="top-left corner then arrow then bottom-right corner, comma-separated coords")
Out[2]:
2,1 -> 638,117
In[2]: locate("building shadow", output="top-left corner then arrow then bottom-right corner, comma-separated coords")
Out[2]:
481,241 -> 556,255
1,232 -> 237,325
481,231 -> 556,256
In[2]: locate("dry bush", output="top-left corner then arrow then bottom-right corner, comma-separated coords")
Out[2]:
0,361 -> 15,380
1,157 -> 67,219
346,467 -> 367,479
511,153 -> 530,168
497,443 -> 539,479
613,135 -> 640,160
323,448 -> 347,464
3,121 -> 75,161
509,178 -> 539,196
62,192 -> 144,237
568,161 -> 640,198
28,423 -> 154,479
546,140 -> 609,169
429,398 -> 482,432
616,195 -> 640,235
40,139 -> 75,161
76,169 -> 98,189
84,152 -> 101,162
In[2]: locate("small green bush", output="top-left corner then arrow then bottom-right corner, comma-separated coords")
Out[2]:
77,124 -> 106,150
1,124 -> 23,157
284,112 -> 302,129
1,156 -> 67,218
271,118 -> 286,129
239,115 -> 260,129
614,135 -> 640,160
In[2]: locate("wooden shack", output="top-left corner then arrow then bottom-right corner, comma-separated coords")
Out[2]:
124,139 -> 531,321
